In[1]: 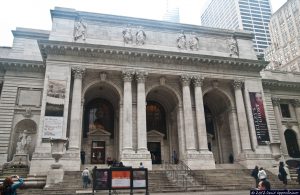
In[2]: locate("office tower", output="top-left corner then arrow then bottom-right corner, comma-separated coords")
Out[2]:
201,0 -> 272,58
163,0 -> 180,23
265,0 -> 300,72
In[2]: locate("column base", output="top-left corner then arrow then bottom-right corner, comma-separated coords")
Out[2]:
184,150 -> 215,170
121,150 -> 152,170
45,168 -> 64,188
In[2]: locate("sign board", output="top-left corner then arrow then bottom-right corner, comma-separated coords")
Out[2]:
132,168 -> 148,189
93,169 -> 110,190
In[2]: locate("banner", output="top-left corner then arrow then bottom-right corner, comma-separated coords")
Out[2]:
249,92 -> 270,145
111,170 -> 131,189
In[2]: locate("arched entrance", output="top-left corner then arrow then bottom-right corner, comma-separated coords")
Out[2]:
204,89 -> 233,164
146,85 -> 180,164
82,81 -> 120,164
284,129 -> 300,158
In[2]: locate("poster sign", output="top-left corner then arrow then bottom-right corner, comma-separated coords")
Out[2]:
132,169 -> 147,188
43,116 -> 63,138
249,92 -> 270,145
93,169 -> 110,190
111,169 -> 131,189
43,80 -> 66,138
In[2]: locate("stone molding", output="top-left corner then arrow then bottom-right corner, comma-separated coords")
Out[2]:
72,66 -> 86,79
122,70 -> 135,82
232,80 -> 243,89
192,75 -> 204,87
291,99 -> 300,107
262,80 -> 300,90
271,97 -> 280,106
0,59 -> 45,73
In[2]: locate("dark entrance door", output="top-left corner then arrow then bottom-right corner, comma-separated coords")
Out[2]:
147,142 -> 161,164
91,141 -> 105,164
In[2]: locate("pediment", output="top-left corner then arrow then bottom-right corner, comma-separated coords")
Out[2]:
88,128 -> 111,136
147,130 -> 165,138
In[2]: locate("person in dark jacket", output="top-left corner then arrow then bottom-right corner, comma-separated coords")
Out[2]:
251,165 -> 259,188
279,161 -> 288,188
1,175 -> 24,195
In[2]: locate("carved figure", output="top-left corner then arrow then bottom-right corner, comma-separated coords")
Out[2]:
136,28 -> 146,45
177,30 -> 187,49
74,19 -> 87,41
122,27 -> 133,44
16,130 -> 31,154
228,36 -> 239,57
189,33 -> 199,50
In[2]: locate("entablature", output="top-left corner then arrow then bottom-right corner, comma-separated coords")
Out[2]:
262,79 -> 300,90
0,58 -> 45,73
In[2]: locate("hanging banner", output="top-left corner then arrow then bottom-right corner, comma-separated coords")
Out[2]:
249,92 -> 270,145
43,80 -> 66,138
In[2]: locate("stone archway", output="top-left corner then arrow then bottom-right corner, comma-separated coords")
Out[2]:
284,129 -> 300,158
146,85 -> 180,164
82,80 -> 121,164
204,89 -> 233,164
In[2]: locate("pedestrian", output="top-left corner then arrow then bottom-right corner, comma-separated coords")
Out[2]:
81,167 -> 90,188
278,161 -> 288,188
229,154 -> 234,163
257,167 -> 267,181
1,175 -> 24,195
119,161 -> 124,167
258,180 -> 271,190
80,150 -> 85,165
251,166 -> 259,187
139,162 -> 144,168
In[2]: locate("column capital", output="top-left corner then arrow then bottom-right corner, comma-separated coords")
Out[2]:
292,99 -> 300,107
122,70 -> 135,82
271,97 -> 281,106
180,74 -> 192,86
232,80 -> 243,89
72,66 -> 86,79
135,71 -> 148,83
193,75 -> 204,87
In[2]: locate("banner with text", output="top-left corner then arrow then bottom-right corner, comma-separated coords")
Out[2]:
249,92 -> 270,145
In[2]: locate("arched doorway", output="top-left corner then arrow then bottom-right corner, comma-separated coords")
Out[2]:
82,81 -> 120,164
284,129 -> 300,158
204,89 -> 233,164
146,86 -> 180,164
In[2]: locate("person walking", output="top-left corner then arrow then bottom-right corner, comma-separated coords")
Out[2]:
251,166 -> 259,187
1,175 -> 24,195
278,162 -> 288,188
257,167 -> 267,181
81,167 -> 90,188
258,180 -> 271,190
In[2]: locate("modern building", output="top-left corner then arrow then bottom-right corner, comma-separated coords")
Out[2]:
0,7 -> 299,177
201,0 -> 272,58
163,0 -> 180,23
265,0 -> 300,72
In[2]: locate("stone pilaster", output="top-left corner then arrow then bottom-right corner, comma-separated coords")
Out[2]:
136,71 -> 148,152
228,108 -> 242,156
292,99 -> 300,126
69,66 -> 85,150
272,97 -> 288,155
232,80 -> 252,151
180,75 -> 196,151
121,70 -> 134,153
192,76 -> 209,152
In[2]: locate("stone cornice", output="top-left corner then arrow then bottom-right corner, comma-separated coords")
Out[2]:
0,58 -> 45,73
39,40 -> 268,72
262,79 -> 300,90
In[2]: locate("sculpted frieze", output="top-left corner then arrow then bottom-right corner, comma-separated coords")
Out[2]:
122,26 -> 147,45
177,31 -> 199,51
74,18 -> 87,41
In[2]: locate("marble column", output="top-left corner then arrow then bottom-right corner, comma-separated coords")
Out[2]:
136,71 -> 148,152
232,80 -> 252,151
180,75 -> 196,151
69,66 -> 85,150
122,70 -> 134,153
272,97 -> 288,155
228,108 -> 242,156
193,76 -> 209,152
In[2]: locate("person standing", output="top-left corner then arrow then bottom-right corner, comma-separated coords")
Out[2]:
251,166 -> 259,187
1,175 -> 24,195
258,180 -> 271,190
257,167 -> 267,181
139,162 -> 144,168
80,150 -> 85,165
82,168 -> 90,188
278,162 -> 288,188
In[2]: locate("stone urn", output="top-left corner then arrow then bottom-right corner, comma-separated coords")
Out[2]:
50,138 -> 68,169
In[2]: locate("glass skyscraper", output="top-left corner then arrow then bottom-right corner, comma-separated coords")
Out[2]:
201,0 -> 272,58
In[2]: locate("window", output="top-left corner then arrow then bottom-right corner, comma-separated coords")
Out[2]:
280,104 -> 291,118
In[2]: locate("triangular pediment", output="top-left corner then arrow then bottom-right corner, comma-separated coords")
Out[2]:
147,130 -> 165,138
88,128 -> 111,136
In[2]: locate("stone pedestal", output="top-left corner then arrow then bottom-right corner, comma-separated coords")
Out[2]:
3,153 -> 30,168
45,168 -> 64,188
121,151 -> 152,170
184,150 -> 215,170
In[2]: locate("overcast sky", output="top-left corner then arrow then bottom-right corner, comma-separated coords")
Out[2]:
0,0 -> 287,47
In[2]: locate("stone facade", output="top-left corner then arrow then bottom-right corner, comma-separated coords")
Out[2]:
0,7 -> 300,175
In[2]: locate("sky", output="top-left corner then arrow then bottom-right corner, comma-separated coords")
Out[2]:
0,0 -> 287,47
